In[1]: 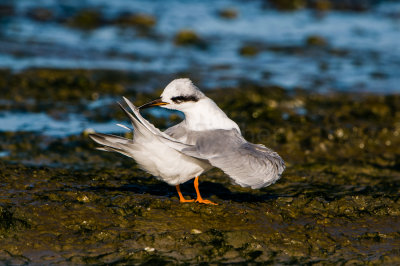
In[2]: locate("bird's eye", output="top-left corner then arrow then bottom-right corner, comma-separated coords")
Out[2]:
171,95 -> 199,104
171,97 -> 183,104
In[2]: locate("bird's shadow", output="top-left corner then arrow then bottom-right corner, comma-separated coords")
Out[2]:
82,178 -> 280,203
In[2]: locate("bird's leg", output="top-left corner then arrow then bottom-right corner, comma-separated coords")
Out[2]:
194,176 -> 218,205
175,185 -> 194,203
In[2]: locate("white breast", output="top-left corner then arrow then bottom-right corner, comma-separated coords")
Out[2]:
183,98 -> 241,132
130,128 -> 211,185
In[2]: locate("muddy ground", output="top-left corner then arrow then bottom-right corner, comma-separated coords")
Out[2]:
0,69 -> 399,264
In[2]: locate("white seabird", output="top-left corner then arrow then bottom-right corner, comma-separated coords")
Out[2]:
89,78 -> 285,205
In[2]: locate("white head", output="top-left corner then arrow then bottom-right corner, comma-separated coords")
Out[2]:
139,78 -> 240,132
161,78 -> 205,111
140,78 -> 206,112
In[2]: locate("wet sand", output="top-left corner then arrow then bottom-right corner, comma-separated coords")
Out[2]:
1,71 -> 399,263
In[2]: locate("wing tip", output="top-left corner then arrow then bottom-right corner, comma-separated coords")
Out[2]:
88,133 -> 102,141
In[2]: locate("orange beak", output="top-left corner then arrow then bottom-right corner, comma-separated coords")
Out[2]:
139,97 -> 169,109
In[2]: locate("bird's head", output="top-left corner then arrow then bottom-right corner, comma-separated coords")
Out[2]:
139,78 -> 205,112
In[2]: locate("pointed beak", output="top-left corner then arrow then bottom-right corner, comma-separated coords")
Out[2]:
139,97 -> 169,109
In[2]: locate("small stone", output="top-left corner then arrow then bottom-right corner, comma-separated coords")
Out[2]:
77,195 -> 90,203
225,231 -> 253,249
218,8 -> 238,19
115,13 -> 156,29
306,35 -> 327,46
175,30 -> 205,48
82,128 -> 95,136
239,45 -> 259,57
67,9 -> 103,30
223,250 -> 240,259
191,229 -> 202,234
144,247 -> 155,252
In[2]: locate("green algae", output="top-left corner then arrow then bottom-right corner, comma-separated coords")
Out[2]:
0,70 -> 400,264
0,161 -> 399,264
269,0 -> 307,11
174,30 -> 208,49
0,68 -> 129,102
239,45 -> 260,57
67,9 -> 104,30
114,13 -> 157,30
268,0 -> 376,11
218,8 -> 238,19
305,35 -> 327,46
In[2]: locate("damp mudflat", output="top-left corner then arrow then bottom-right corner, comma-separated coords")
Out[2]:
1,83 -> 400,264
1,0 -> 400,264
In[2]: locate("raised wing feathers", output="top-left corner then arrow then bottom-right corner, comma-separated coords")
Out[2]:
122,97 -> 194,152
181,129 -> 285,189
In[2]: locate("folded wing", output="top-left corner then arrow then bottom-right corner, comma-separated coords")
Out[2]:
181,129 -> 285,189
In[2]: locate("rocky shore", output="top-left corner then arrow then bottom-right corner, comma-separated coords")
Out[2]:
1,69 -> 399,264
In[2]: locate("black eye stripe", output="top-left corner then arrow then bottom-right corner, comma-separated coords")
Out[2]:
171,95 -> 199,103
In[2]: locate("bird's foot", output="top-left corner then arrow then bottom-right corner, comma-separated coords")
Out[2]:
176,185 -> 195,203
179,198 -> 195,203
193,177 -> 218,205
195,198 -> 218,205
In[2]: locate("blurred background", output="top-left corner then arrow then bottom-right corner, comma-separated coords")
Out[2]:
0,0 -> 399,135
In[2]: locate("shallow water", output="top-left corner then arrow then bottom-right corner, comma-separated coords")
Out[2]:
0,111 -> 124,136
0,0 -> 399,134
1,0 -> 399,93
0,106 -> 178,136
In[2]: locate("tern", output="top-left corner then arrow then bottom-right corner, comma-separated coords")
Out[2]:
89,78 -> 285,205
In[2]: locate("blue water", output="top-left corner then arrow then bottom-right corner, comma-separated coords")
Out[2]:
1,0 -> 399,92
0,98 -> 180,136
0,111 -> 126,136
0,0 -> 399,135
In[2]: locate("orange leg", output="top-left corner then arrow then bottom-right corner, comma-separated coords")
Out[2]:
176,185 -> 194,203
194,176 -> 218,205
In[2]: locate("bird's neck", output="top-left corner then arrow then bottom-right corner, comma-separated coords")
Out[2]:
182,98 -> 240,132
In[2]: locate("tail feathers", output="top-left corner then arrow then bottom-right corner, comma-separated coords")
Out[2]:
89,133 -> 135,158
90,97 -> 195,159
117,102 -> 149,138
89,132 -> 132,145
122,96 -> 163,137
96,146 -> 132,158
122,96 -> 194,151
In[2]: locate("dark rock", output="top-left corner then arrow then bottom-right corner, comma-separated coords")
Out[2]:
67,9 -> 104,30
239,45 -> 260,56
218,8 -> 238,19
174,30 -> 208,49
114,13 -> 156,29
